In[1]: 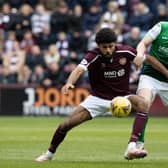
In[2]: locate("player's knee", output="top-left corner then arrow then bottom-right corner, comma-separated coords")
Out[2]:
137,100 -> 149,112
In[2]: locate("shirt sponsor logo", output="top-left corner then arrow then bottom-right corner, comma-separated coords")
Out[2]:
104,69 -> 125,78
161,36 -> 168,40
158,46 -> 168,56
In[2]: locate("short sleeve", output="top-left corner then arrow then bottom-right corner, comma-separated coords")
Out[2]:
145,22 -> 161,41
79,51 -> 100,71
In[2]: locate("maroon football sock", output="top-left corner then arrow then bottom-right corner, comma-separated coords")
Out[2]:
48,125 -> 67,153
129,112 -> 148,142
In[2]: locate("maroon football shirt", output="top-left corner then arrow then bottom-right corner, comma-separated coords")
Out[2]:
79,44 -> 137,100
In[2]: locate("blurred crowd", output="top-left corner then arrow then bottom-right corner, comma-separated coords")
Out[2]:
0,0 -> 167,88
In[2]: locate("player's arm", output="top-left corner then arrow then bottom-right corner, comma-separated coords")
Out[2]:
132,36 -> 152,68
137,36 -> 152,57
133,36 -> 153,68
146,55 -> 168,78
134,22 -> 161,67
61,65 -> 85,94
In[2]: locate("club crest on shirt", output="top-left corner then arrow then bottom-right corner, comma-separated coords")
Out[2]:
81,59 -> 88,65
119,57 -> 127,65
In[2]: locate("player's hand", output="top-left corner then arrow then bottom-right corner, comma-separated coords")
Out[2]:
61,83 -> 74,95
133,55 -> 145,69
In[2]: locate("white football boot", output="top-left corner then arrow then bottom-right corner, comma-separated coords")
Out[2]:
35,151 -> 53,162
136,141 -> 144,150
124,142 -> 147,160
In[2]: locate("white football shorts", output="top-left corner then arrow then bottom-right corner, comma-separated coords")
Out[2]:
80,95 -> 129,118
80,95 -> 111,118
137,75 -> 168,106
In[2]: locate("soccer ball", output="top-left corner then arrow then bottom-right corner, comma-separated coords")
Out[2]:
110,96 -> 132,117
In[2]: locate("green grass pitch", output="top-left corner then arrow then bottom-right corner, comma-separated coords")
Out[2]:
1,116 -> 168,168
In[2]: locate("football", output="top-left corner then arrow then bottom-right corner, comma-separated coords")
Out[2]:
110,96 -> 132,117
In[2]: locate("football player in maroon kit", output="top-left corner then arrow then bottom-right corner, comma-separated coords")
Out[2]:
35,28 -> 148,162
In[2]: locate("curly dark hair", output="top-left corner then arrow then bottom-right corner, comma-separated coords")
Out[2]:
95,28 -> 117,44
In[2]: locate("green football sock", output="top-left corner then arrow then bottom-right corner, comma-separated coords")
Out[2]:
138,113 -> 149,142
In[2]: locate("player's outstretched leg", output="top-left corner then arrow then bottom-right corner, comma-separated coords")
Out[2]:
126,113 -> 149,160
124,112 -> 148,160
35,106 -> 92,162
124,95 -> 149,160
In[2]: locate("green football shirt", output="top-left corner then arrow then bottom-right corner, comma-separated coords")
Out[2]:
142,22 -> 168,82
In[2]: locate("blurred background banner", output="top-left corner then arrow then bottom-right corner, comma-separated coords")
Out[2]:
0,86 -> 90,116
0,85 -> 167,116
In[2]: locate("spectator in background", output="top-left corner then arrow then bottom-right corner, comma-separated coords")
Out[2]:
44,44 -> 60,65
87,25 -> 100,50
123,27 -> 141,48
154,3 -> 168,23
18,65 -> 32,85
56,31 -> 69,59
61,51 -> 82,85
2,41 -> 25,83
128,2 -> 154,36
99,0 -> 125,43
36,25 -> 56,51
69,30 -> 86,55
117,0 -> 130,20
82,3 -> 101,33
82,3 -> 102,43
31,3 -> 50,36
25,45 -> 46,71
20,30 -> 36,54
125,0 -> 140,21
100,0 -> 125,35
29,64 -> 45,85
69,4 -> 83,33
141,0 -> 159,17
16,3 -> 33,41
4,31 -> 16,52
0,3 -> 19,31
42,62 -> 64,87
50,1 -> 70,35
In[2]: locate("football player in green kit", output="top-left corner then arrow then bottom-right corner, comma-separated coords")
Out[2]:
125,22 -> 168,160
